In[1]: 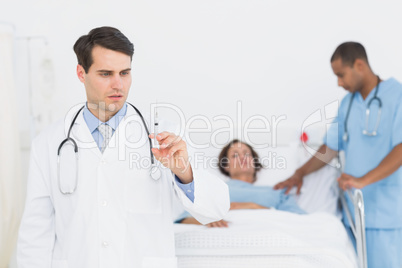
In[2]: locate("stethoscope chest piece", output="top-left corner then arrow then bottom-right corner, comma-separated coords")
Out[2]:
150,164 -> 162,180
343,132 -> 349,143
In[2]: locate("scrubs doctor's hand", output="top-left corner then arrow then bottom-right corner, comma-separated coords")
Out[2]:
273,169 -> 304,195
337,173 -> 366,191
149,132 -> 193,184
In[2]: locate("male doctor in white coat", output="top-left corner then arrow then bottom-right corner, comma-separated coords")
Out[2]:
17,26 -> 230,268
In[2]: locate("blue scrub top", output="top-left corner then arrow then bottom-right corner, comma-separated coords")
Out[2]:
324,78 -> 402,228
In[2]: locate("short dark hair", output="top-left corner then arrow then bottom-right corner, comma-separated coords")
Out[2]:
218,139 -> 263,179
330,42 -> 369,67
73,26 -> 134,73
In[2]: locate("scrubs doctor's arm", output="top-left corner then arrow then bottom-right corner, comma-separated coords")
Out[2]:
274,144 -> 338,194
17,141 -> 55,268
338,143 -> 402,190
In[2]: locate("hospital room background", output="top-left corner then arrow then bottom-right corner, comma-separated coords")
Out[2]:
1,0 -> 402,267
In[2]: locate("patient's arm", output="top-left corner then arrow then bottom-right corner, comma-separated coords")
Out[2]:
180,217 -> 229,228
230,202 -> 270,210
179,201 -> 268,227
180,217 -> 202,225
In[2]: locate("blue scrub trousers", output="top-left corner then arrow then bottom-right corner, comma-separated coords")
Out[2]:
346,226 -> 402,268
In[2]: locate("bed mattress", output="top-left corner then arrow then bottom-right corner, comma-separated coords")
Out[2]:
174,210 -> 357,268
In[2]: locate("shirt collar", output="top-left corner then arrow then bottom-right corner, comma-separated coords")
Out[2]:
83,103 -> 128,133
356,79 -> 384,103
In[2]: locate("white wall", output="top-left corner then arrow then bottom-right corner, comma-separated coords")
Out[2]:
2,1 -> 402,266
2,0 -> 402,208
2,0 -> 402,135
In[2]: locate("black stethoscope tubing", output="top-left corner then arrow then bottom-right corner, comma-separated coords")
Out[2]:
343,76 -> 382,141
57,102 -> 155,163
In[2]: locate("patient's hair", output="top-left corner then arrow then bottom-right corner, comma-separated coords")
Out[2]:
330,42 -> 369,67
73,26 -> 134,73
218,139 -> 263,179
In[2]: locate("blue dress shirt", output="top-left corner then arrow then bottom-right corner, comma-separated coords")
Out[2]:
83,103 -> 195,202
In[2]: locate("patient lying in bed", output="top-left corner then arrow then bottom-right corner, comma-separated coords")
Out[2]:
177,139 -> 305,227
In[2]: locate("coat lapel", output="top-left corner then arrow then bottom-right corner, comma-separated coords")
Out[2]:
64,104 -> 152,160
113,105 -> 152,165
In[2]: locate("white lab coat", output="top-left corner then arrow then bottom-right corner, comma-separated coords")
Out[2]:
17,105 -> 230,268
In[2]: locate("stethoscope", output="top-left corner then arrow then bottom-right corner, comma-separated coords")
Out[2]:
57,102 -> 161,195
343,76 -> 382,142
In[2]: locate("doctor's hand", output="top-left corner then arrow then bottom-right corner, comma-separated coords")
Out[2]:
337,173 -> 366,191
273,169 -> 304,195
149,132 -> 193,184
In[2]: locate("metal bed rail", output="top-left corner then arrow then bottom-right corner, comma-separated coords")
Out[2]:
340,189 -> 367,268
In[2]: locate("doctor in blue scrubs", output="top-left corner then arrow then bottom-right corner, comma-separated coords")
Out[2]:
274,42 -> 402,268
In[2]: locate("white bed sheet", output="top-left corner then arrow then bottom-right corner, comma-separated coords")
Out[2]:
174,210 -> 357,268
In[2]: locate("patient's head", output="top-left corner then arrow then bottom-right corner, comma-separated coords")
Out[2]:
218,140 -> 262,183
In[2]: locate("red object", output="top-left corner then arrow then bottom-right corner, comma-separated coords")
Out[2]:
300,132 -> 308,143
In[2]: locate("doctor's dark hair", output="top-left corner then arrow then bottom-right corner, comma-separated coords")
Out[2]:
330,42 -> 370,67
73,26 -> 134,73
218,139 -> 263,179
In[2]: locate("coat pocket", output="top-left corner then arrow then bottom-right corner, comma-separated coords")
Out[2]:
51,260 -> 69,268
142,256 -> 177,268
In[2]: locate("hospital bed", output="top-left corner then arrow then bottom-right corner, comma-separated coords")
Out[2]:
174,190 -> 366,268
174,127 -> 367,268
341,189 -> 367,268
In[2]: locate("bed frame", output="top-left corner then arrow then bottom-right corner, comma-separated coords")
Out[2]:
340,189 -> 367,268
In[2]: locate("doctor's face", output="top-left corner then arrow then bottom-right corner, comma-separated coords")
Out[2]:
331,58 -> 364,93
77,46 -> 132,120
